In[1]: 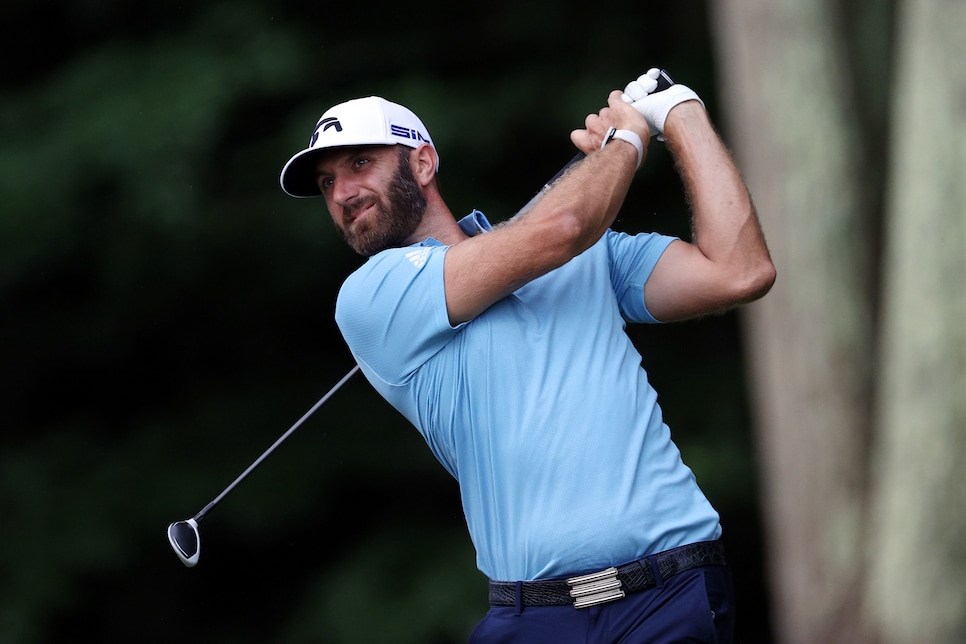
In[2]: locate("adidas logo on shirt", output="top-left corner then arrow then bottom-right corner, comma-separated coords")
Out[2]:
405,248 -> 431,269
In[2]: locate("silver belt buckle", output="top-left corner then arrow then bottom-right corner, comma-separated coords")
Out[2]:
566,566 -> 625,609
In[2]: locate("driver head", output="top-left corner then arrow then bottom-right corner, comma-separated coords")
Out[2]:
167,518 -> 201,567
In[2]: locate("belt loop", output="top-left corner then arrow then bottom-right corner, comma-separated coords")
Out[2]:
514,581 -> 523,615
646,555 -> 664,589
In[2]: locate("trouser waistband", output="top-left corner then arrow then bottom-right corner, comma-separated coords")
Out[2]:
487,540 -> 727,609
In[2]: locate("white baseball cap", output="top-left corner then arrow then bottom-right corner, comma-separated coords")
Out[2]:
279,96 -> 437,198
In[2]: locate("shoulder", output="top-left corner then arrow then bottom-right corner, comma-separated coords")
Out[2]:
340,246 -> 442,291
335,244 -> 458,382
335,244 -> 450,327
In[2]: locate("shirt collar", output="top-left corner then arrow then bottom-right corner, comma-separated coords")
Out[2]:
420,210 -> 492,247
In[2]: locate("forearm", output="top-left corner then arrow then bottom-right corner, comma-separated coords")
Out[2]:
490,95 -> 646,271
664,103 -> 775,297
513,141 -> 638,253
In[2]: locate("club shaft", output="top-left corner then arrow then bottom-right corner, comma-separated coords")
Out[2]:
194,364 -> 361,523
181,69 -> 675,528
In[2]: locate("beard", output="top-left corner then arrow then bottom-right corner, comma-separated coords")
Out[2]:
339,149 -> 428,257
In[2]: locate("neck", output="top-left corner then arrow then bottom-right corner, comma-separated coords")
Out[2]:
404,194 -> 466,246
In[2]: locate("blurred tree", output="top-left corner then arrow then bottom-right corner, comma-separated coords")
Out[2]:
865,0 -> 966,640
712,0 -> 966,641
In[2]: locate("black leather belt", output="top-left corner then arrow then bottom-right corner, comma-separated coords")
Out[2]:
488,540 -> 727,609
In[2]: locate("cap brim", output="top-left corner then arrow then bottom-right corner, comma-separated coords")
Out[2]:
279,147 -> 329,198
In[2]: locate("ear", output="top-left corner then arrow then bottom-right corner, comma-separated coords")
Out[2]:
410,144 -> 439,186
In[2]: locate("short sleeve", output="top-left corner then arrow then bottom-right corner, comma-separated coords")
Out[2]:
335,245 -> 459,384
606,230 -> 678,324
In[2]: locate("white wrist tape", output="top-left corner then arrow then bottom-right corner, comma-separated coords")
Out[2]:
601,127 -> 644,168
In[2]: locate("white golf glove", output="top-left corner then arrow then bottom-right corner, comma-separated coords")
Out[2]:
622,68 -> 704,139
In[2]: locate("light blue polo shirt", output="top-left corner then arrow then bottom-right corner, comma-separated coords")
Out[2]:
335,211 -> 721,581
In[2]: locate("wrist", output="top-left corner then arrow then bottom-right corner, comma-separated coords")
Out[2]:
661,101 -> 709,141
600,127 -> 644,169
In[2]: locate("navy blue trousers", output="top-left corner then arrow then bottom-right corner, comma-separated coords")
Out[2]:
469,564 -> 735,643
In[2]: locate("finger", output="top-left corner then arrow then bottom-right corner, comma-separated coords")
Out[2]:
623,80 -> 649,102
584,112 -> 603,133
634,72 -> 659,94
570,128 -> 596,154
607,89 -> 626,108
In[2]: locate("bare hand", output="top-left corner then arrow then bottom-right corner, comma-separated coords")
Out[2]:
570,90 -> 649,155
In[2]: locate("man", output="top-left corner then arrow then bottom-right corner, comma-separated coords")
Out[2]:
279,70 -> 775,643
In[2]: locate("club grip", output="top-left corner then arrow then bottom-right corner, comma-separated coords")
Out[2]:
654,69 -> 674,93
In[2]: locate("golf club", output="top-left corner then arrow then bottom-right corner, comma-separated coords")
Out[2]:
166,68 -> 674,568
167,364 -> 360,567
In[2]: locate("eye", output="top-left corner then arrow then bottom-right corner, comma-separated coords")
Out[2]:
318,176 -> 334,192
353,157 -> 370,169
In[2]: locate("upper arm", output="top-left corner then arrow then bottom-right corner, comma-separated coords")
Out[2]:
645,105 -> 776,321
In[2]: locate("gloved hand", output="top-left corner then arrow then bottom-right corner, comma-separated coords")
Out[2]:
622,68 -> 705,139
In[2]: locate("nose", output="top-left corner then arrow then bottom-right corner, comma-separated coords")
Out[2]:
329,172 -> 360,207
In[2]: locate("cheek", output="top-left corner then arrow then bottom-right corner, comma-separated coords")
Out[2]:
323,200 -> 341,225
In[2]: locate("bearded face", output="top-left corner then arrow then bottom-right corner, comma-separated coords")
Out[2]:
339,148 -> 428,257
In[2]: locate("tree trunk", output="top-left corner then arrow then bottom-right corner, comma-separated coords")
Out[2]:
865,0 -> 966,641
709,1 -> 878,641
711,0 -> 966,641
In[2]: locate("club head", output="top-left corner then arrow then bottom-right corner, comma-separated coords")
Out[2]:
167,518 -> 200,567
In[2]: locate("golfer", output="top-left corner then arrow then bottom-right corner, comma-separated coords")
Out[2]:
280,71 -> 775,643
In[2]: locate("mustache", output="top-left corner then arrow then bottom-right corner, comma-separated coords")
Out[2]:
341,196 -> 377,226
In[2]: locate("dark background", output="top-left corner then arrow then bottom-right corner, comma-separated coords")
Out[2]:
2,1 -> 773,641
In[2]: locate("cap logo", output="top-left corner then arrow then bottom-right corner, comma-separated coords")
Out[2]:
310,116 -> 343,146
390,124 -> 430,145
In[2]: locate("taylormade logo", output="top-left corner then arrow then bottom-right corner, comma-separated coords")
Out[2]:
405,248 -> 431,269
310,117 -> 342,145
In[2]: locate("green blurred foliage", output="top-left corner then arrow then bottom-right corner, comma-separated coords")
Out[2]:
1,1 -> 772,642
